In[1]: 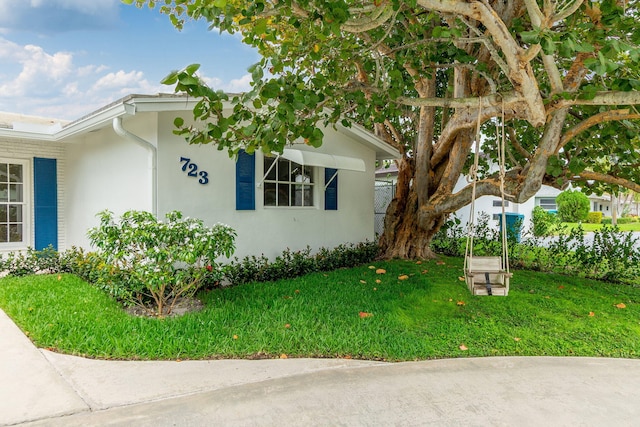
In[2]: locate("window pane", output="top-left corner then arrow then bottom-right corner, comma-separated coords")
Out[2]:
264,183 -> 277,206
9,164 -> 22,183
9,205 -> 22,222
0,164 -> 7,183
277,183 -> 290,206
0,184 -> 7,203
303,166 -> 313,182
277,159 -> 290,181
264,157 -> 277,180
0,224 -> 6,242
9,184 -> 23,202
9,224 -> 22,242
0,205 -> 6,223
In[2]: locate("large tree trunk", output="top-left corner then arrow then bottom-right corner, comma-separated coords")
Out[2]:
379,186 -> 445,259
378,155 -> 446,259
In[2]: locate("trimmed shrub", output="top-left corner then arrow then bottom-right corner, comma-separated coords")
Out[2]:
88,210 -> 236,316
556,190 -> 590,222
617,217 -> 634,224
224,241 -> 379,286
602,217 -> 613,224
0,246 -> 62,277
531,206 -> 559,236
585,212 -> 603,224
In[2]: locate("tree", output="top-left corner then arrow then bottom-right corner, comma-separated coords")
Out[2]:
556,190 -> 590,222
126,0 -> 640,259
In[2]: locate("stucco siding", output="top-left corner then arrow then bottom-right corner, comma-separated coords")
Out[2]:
156,112 -> 377,260
64,119 -> 154,249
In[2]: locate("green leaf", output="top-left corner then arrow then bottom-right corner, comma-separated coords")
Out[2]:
185,64 -> 201,75
213,0 -> 227,7
541,36 -> 556,55
520,30 -> 540,44
568,158 -> 587,174
161,71 -> 179,86
174,117 -> 184,127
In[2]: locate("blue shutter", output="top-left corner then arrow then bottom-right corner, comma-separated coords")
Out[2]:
324,168 -> 338,210
33,158 -> 58,250
236,150 -> 255,210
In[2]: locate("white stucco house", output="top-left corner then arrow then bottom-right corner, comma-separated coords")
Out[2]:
0,94 -> 400,259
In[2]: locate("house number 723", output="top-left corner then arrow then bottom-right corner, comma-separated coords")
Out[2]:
179,157 -> 209,185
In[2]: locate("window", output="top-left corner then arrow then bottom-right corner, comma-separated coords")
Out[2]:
263,157 -> 314,207
538,197 -> 557,211
493,200 -> 509,207
0,162 -> 25,244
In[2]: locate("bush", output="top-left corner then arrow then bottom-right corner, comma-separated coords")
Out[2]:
0,246 -> 62,277
88,210 -> 236,316
602,217 -> 612,224
585,212 -> 603,224
617,217 -> 634,224
556,190 -> 590,222
224,241 -> 379,286
430,215 -> 465,256
531,206 -> 559,236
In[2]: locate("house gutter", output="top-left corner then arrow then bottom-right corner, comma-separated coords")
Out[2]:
112,117 -> 158,215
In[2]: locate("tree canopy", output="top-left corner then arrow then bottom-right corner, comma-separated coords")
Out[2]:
127,0 -> 640,258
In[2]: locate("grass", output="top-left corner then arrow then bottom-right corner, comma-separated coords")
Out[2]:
562,222 -> 640,232
0,256 -> 639,361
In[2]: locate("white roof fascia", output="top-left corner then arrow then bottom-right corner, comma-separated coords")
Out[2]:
335,122 -> 401,160
55,103 -> 130,140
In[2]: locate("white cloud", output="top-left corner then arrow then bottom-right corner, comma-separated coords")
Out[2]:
201,73 -> 252,94
0,38 -> 163,120
0,39 -> 73,97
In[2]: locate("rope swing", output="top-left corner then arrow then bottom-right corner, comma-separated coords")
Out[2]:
463,97 -> 512,296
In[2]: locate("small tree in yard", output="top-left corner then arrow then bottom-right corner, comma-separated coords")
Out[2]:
88,210 -> 236,317
556,190 -> 590,222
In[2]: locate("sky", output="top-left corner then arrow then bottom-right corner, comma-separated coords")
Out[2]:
0,0 -> 260,120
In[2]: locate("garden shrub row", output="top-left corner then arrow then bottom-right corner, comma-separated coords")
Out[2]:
222,241 -> 380,286
431,213 -> 640,284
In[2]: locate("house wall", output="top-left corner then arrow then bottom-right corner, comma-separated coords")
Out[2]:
156,112 -> 376,260
452,178 -> 561,233
0,138 -> 65,252
64,117 -> 154,249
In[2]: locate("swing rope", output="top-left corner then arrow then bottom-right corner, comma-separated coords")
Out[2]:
498,98 -> 511,277
464,96 -> 511,293
463,97 -> 483,274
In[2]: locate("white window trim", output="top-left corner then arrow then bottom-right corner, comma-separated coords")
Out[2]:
262,156 -> 317,208
0,158 -> 31,252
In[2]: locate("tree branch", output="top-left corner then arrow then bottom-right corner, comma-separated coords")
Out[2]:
548,91 -> 640,112
555,109 -> 640,154
579,171 -> 640,193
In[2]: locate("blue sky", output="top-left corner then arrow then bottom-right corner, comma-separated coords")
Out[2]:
0,0 -> 260,120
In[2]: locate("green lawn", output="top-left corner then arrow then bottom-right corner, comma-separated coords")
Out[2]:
0,256 -> 638,361
562,222 -> 640,232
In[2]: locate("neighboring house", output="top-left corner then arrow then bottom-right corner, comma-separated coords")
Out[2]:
0,94 -> 400,259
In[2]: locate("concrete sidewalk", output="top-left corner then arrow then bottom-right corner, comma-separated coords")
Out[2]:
2,308 -> 640,426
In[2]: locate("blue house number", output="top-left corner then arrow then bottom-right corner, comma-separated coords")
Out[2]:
179,157 -> 209,185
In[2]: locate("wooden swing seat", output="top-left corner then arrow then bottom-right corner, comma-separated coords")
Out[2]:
465,256 -> 511,296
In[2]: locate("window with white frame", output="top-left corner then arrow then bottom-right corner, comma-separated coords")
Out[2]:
537,197 -> 557,211
263,157 -> 314,207
0,161 -> 26,244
